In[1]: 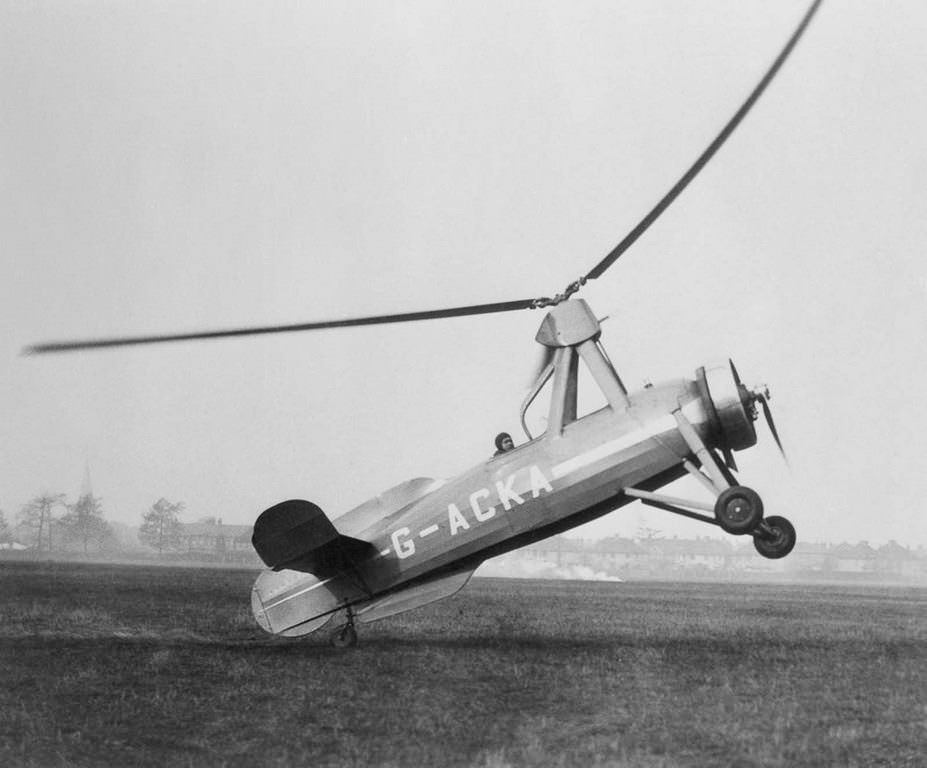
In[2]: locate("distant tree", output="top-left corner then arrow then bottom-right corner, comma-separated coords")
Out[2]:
139,498 -> 185,555
0,509 -> 10,543
59,494 -> 113,553
18,494 -> 67,551
197,516 -> 218,525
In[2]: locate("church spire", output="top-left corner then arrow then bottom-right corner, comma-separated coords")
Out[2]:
80,460 -> 93,499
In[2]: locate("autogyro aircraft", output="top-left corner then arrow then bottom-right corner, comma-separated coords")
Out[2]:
26,1 -> 822,646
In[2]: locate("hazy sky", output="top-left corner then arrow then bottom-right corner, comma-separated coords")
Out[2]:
3,1 -> 926,548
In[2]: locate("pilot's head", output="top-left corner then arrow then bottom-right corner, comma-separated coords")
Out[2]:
494,432 -> 514,453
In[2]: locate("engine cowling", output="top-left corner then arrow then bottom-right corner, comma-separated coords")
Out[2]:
696,360 -> 758,452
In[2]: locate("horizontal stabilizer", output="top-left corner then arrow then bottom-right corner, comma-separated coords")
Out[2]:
251,568 -> 368,637
356,569 -> 476,624
252,499 -> 374,574
252,565 -> 477,636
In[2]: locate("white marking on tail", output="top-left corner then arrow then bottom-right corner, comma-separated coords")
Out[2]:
263,576 -> 334,611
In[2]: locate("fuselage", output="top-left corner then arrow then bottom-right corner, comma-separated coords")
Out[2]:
251,300 -> 764,636
336,377 -> 705,596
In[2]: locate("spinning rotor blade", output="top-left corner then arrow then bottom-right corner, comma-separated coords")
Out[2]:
24,299 -> 537,354
584,0 -> 822,281
756,394 -> 788,466
24,1 -> 822,356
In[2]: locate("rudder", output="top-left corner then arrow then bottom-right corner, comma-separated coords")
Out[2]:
251,499 -> 374,575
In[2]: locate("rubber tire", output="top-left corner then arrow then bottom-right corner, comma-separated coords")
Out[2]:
330,624 -> 358,648
714,486 -> 764,535
753,515 -> 796,560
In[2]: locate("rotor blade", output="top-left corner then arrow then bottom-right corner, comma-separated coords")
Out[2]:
584,0 -> 823,281
757,395 -> 789,466
25,2 -> 823,357
23,298 -> 537,354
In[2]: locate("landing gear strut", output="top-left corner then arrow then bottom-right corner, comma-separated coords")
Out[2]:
330,605 -> 358,648
622,409 -> 796,556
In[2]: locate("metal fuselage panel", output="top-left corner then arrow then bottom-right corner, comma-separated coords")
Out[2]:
349,378 -> 706,596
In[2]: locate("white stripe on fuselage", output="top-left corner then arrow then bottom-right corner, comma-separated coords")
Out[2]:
551,414 -> 677,479
377,411 -> 682,560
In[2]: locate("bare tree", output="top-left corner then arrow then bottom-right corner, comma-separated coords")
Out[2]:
18,494 -> 67,551
0,509 -> 11,544
139,498 -> 185,555
59,494 -> 112,553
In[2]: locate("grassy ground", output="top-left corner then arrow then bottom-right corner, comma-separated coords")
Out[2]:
1,561 -> 924,767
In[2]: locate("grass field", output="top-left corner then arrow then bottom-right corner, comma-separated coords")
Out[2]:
1,561 -> 924,767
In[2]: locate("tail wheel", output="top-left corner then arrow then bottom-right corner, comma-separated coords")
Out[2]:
714,486 -> 764,535
753,516 -> 796,559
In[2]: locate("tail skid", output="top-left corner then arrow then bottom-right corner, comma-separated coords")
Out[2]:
251,568 -> 365,637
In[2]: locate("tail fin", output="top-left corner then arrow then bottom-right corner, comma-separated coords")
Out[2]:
251,499 -> 374,575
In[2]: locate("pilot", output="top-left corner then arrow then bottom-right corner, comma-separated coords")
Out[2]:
493,432 -> 515,456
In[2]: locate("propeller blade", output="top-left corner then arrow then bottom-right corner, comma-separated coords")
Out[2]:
23,298 -> 537,354
757,395 -> 789,466
584,0 -> 823,281
722,446 -> 739,473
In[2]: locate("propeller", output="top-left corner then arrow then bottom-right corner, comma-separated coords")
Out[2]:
754,390 -> 789,466
23,0 -> 822,356
731,359 -> 788,467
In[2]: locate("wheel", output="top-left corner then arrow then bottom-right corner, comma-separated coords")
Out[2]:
330,623 -> 358,648
714,485 -> 764,535
753,515 -> 796,559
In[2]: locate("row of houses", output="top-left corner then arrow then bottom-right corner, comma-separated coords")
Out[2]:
517,536 -> 927,579
175,520 -> 257,564
170,520 -> 927,580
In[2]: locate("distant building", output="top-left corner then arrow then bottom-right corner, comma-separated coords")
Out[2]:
164,520 -> 926,579
643,537 -> 732,572
831,542 -> 878,573
590,536 -> 648,571
876,540 -> 924,578
495,534 -> 926,583
784,541 -> 832,573
519,536 -> 587,567
178,519 -> 257,564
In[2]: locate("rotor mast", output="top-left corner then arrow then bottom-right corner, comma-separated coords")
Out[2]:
522,300 -> 630,439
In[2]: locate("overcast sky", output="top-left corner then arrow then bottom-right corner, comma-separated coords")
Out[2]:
3,1 -> 926,548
